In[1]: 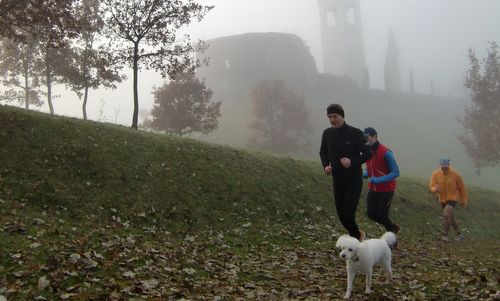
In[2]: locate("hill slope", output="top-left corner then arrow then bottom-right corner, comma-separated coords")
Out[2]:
0,105 -> 499,300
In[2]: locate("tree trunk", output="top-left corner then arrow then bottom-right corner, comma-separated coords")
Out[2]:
24,64 -> 29,110
46,56 -> 54,115
82,85 -> 89,120
131,43 -> 139,129
47,76 -> 54,114
81,56 -> 89,120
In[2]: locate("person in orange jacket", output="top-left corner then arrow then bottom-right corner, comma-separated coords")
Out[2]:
429,158 -> 468,241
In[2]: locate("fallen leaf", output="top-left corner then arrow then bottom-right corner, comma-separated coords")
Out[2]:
60,293 -> 77,299
37,276 -> 50,291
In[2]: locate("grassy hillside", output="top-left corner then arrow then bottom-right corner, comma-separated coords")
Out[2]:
0,105 -> 499,300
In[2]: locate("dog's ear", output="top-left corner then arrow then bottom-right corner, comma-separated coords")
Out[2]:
352,248 -> 360,262
335,235 -> 346,248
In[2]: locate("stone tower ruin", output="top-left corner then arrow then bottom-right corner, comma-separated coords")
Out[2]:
317,0 -> 367,86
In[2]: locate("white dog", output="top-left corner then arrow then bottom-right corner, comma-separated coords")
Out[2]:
335,232 -> 396,299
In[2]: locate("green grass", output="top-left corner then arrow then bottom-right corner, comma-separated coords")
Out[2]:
0,104 -> 499,300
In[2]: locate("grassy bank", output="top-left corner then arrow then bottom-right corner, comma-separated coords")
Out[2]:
1,105 -> 499,300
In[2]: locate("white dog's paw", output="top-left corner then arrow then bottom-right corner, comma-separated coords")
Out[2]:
365,288 -> 372,294
343,293 -> 351,299
381,274 -> 392,282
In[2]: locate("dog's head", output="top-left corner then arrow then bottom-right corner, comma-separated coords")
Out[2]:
335,235 -> 360,261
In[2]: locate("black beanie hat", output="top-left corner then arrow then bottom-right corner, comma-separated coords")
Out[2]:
326,104 -> 344,118
363,127 -> 377,137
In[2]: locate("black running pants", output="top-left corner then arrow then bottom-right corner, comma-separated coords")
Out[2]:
332,174 -> 363,239
366,190 -> 396,231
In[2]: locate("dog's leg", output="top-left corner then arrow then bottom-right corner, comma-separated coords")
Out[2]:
344,268 -> 355,299
382,258 -> 393,281
365,270 -> 372,294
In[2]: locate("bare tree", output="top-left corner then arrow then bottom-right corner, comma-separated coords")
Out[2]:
0,0 -> 79,114
97,98 -> 106,122
64,0 -> 124,120
0,37 -> 43,109
102,0 -> 213,129
3,0 -> 80,115
113,104 -> 121,123
36,39 -> 73,115
150,72 -> 221,136
460,42 -> 500,170
249,79 -> 311,153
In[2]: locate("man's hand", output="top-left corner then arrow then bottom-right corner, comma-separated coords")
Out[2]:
324,165 -> 332,175
434,185 -> 440,192
340,157 -> 351,168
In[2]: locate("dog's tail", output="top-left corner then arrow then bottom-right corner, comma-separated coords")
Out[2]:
381,232 -> 397,248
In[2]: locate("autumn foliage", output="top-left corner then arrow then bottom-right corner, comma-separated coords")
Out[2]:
248,79 -> 311,153
460,42 -> 500,170
150,72 -> 221,136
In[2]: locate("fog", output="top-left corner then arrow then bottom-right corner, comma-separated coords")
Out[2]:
3,0 -> 500,189
41,0 -> 500,123
189,0 -> 500,94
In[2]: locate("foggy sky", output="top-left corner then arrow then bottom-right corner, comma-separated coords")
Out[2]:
12,0 -> 500,125
189,0 -> 500,95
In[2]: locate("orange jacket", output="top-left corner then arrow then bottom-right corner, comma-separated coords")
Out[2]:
429,166 -> 468,207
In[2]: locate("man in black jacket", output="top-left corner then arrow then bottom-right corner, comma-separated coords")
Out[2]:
320,104 -> 372,240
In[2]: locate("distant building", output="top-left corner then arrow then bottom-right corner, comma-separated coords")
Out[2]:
317,0 -> 367,87
197,32 -> 319,94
